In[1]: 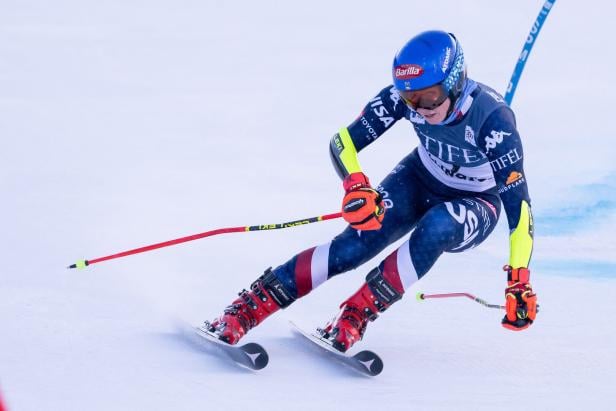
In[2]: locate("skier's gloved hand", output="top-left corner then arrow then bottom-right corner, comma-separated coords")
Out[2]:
501,265 -> 537,331
341,172 -> 385,231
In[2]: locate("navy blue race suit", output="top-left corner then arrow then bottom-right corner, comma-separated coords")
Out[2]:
271,80 -> 533,299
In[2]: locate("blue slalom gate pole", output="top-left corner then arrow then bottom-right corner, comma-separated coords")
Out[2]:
504,0 -> 557,105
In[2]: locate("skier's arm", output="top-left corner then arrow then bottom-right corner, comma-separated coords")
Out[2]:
329,85 -> 406,231
482,107 -> 537,331
329,85 -> 406,179
481,107 -> 533,269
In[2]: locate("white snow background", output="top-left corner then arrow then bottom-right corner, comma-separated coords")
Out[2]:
1,0 -> 615,410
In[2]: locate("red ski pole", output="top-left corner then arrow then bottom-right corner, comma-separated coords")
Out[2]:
416,292 -> 505,310
67,212 -> 342,269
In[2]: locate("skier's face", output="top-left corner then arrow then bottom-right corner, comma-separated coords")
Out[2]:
399,84 -> 451,125
415,97 -> 451,125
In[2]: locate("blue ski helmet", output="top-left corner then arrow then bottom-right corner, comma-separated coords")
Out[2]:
392,30 -> 466,109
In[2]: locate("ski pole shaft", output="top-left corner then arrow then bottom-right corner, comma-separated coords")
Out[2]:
67,212 -> 342,269
504,0 -> 557,105
416,292 -> 505,310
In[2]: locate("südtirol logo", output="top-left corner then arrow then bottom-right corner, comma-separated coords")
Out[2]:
394,64 -> 424,79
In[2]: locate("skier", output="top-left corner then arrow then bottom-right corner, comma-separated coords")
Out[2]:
207,30 -> 538,352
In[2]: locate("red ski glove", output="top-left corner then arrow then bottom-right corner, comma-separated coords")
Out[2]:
501,265 -> 537,331
341,172 -> 385,231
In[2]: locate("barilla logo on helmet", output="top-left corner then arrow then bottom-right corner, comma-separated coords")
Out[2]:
394,64 -> 424,80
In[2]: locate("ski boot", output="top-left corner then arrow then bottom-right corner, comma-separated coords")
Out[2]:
207,268 -> 295,344
320,267 -> 403,352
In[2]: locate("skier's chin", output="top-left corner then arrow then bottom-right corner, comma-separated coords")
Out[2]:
420,111 -> 445,125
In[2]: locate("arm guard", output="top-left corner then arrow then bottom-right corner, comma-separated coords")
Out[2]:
329,128 -> 363,179
509,200 -> 534,268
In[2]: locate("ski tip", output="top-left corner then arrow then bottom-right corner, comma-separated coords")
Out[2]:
193,325 -> 269,371
240,343 -> 269,370
354,350 -> 384,376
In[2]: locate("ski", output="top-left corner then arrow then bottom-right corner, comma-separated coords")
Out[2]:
193,323 -> 269,370
289,321 -> 383,376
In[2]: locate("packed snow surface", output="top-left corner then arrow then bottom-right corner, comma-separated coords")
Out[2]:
1,1 -> 614,410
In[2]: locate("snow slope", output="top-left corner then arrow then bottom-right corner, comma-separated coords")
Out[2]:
1,0 -> 615,410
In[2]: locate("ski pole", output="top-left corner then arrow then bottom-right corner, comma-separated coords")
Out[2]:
67,212 -> 342,269
504,0 -> 557,105
416,292 -> 505,310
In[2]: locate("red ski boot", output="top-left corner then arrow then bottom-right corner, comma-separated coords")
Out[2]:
208,268 -> 295,344
321,267 -> 403,352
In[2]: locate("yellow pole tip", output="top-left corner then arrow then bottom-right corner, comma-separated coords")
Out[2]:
416,292 -> 424,302
75,260 -> 88,269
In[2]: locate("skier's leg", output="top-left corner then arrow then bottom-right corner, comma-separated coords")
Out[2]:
269,153 -> 426,299
404,195 -> 502,274
324,195 -> 501,351
208,153 -> 423,344
269,216 -> 413,300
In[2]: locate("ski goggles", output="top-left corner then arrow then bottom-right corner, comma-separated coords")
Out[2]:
399,84 -> 448,110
